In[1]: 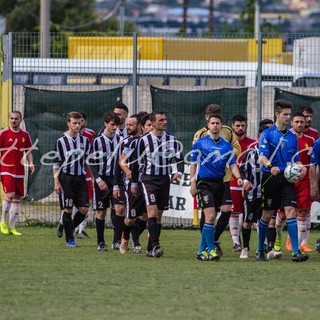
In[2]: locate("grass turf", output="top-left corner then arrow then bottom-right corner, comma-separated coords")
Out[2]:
0,227 -> 320,320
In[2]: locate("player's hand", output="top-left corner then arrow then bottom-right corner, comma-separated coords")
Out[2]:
243,180 -> 253,192
131,186 -> 140,197
311,185 -> 319,201
125,170 -> 132,180
270,166 -> 280,176
113,190 -> 120,200
29,163 -> 35,175
173,173 -> 182,182
190,185 -> 197,197
295,165 -> 307,182
237,178 -> 243,187
54,182 -> 62,194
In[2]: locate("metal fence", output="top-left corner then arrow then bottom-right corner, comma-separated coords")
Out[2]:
2,32 -> 320,226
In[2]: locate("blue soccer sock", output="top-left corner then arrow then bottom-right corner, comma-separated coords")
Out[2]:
286,217 -> 299,253
203,222 -> 215,252
258,219 -> 269,252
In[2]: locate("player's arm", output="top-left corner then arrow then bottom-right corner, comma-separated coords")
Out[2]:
230,163 -> 243,187
189,163 -> 198,197
172,138 -> 184,182
26,152 -> 35,174
310,164 -> 319,200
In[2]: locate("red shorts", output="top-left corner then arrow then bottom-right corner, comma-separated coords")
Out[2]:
230,188 -> 243,213
1,175 -> 24,197
295,178 -> 311,210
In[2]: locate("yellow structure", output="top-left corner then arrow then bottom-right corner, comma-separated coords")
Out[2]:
68,36 -> 290,64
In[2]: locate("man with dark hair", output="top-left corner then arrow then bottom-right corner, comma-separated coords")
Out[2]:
53,111 -> 91,247
298,105 -> 319,141
114,102 -> 129,138
193,104 -> 241,256
259,119 -> 274,128
256,100 -> 308,262
131,111 -> 184,257
90,112 -> 124,251
190,113 -> 243,261
0,111 -> 35,236
230,114 -> 256,252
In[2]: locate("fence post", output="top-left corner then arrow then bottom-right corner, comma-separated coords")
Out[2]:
132,33 -> 137,114
1,32 -> 13,130
256,32 -> 263,132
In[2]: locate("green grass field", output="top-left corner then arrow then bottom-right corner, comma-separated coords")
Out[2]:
1,227 -> 320,320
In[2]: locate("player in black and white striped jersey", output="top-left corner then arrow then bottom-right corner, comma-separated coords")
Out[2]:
53,111 -> 91,248
131,111 -> 184,257
90,111 -> 125,252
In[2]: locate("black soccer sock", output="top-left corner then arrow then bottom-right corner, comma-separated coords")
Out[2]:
148,217 -> 159,249
131,220 -> 140,246
199,210 -> 205,233
110,206 -> 116,227
214,211 -> 231,242
63,211 -> 73,242
112,215 -> 124,244
242,227 -> 252,250
95,218 -> 105,245
138,219 -> 147,236
267,227 -> 276,252
71,211 -> 86,230
123,223 -> 133,241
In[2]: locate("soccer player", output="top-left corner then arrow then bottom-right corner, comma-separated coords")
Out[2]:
298,105 -> 319,141
190,113 -> 243,261
113,102 -> 129,138
118,114 -> 147,254
131,111 -> 184,257
53,111 -> 91,247
230,114 -> 256,252
276,112 -> 314,253
90,112 -> 124,251
193,104 -> 241,255
238,126 -> 268,259
56,112 -> 95,239
0,111 -> 35,236
256,100 -> 308,262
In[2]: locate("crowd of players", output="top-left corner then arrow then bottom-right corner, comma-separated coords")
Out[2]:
1,100 -> 320,261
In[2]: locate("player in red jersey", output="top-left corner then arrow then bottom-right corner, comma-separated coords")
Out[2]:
275,112 -> 314,254
56,112 -> 95,239
0,111 -> 35,235
230,114 -> 256,252
298,105 -> 319,141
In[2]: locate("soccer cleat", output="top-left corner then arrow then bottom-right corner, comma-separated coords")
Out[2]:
286,237 -> 292,252
233,243 -> 242,252
300,243 -> 312,252
292,250 -> 309,262
146,250 -> 153,257
56,222 -> 63,238
240,247 -> 249,259
151,245 -> 163,258
133,245 -> 142,254
76,230 -> 90,239
214,241 -> 223,256
9,227 -> 22,236
66,239 -> 77,248
255,250 -> 267,261
274,236 -> 282,252
267,249 -> 282,260
196,251 -> 209,261
97,242 -> 107,251
120,239 -> 129,254
111,241 -> 121,250
208,249 -> 220,261
0,222 -> 9,235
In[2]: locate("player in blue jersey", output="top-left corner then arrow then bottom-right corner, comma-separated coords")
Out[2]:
190,113 -> 243,261
256,99 -> 308,262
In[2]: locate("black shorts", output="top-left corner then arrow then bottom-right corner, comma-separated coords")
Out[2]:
59,173 -> 89,210
93,176 -> 125,211
196,178 -> 225,211
141,174 -> 170,211
125,185 -> 146,219
243,197 -> 262,223
222,182 -> 232,206
261,172 -> 297,210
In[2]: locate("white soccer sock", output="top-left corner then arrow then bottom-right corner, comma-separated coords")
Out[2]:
8,200 -> 20,228
229,213 -> 240,245
301,215 -> 311,245
59,211 -> 64,224
297,217 -> 306,246
1,198 -> 12,223
77,216 -> 88,233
